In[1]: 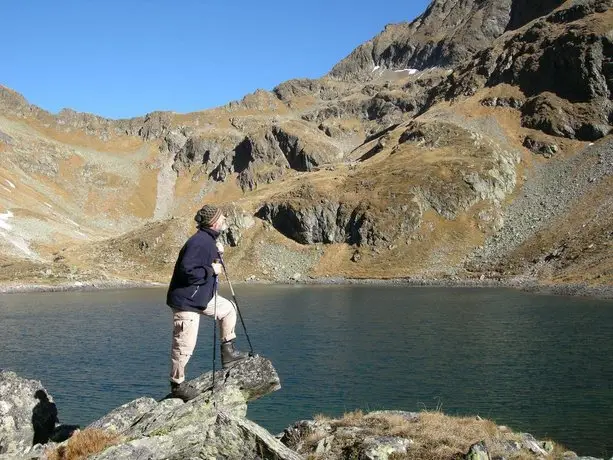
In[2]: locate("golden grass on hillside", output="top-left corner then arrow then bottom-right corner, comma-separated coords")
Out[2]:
45,429 -> 120,460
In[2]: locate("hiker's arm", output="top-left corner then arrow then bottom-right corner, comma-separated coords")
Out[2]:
181,243 -> 213,285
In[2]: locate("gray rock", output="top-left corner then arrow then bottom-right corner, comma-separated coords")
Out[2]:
315,435 -> 334,454
273,78 -> 355,102
523,135 -> 559,158
521,433 -> 548,456
86,356 -> 297,460
257,117 -> 519,247
125,385 -> 246,439
234,131 -> 290,191
467,136 -> 613,275
465,441 -> 491,460
0,130 -> 13,145
172,134 -> 243,180
226,88 -> 284,112
256,199 -> 389,246
362,436 -> 414,460
215,413 -> 303,460
542,440 -> 555,453
138,111 -> 172,141
480,97 -> 525,109
188,355 -> 281,402
507,0 -> 565,30
0,371 -> 46,454
281,419 -> 330,451
497,439 -> 522,456
87,397 -> 159,434
122,408 -> 301,460
271,122 -> 344,172
220,206 -> 256,247
164,130 -> 187,154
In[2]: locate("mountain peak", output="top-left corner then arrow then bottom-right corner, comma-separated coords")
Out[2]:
328,0 -> 569,82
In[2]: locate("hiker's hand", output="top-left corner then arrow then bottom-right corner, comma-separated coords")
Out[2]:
212,262 -> 222,275
216,241 -> 224,255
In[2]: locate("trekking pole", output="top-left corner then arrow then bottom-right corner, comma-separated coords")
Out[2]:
211,276 -> 218,400
218,254 -> 254,356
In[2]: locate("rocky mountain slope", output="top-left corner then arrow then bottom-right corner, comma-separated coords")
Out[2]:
0,0 -> 611,291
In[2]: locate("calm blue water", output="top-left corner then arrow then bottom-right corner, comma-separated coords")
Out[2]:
1,285 -> 612,457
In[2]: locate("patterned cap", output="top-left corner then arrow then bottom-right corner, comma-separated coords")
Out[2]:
195,205 -> 222,228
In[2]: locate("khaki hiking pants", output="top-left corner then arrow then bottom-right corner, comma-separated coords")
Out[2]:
169,294 -> 237,384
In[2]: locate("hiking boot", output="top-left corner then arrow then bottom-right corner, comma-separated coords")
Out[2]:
221,340 -> 249,369
170,381 -> 199,402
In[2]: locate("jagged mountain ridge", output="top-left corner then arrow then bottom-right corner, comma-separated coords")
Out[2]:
328,0 -> 567,81
0,0 -> 611,288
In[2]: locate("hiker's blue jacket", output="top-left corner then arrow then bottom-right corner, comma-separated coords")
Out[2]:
166,228 -> 220,311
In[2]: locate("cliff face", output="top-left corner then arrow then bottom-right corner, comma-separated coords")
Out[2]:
433,0 -> 613,141
328,0 -> 571,81
0,0 -> 611,288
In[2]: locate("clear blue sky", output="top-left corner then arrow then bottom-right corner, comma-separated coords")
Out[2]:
1,1 -> 430,119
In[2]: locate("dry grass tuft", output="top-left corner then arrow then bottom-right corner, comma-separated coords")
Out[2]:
309,410 -> 555,460
313,413 -> 331,423
45,429 -> 120,460
333,409 -> 365,426
396,411 -> 501,460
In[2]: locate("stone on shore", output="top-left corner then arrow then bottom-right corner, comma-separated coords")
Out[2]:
465,441 -> 490,460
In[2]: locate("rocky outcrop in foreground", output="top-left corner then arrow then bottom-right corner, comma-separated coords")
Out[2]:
1,358 -> 299,460
85,356 -> 299,460
2,364 -> 610,460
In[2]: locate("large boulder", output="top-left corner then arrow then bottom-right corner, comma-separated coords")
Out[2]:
0,372 -> 79,457
85,355 -> 299,460
0,371 -> 53,455
90,411 -> 302,460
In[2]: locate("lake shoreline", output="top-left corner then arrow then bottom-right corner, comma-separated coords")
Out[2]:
1,276 -> 612,299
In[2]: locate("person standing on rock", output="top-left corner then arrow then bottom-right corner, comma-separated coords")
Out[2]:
166,204 -> 249,401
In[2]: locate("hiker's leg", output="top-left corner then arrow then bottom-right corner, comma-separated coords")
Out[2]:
170,309 -> 200,384
202,294 -> 237,342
